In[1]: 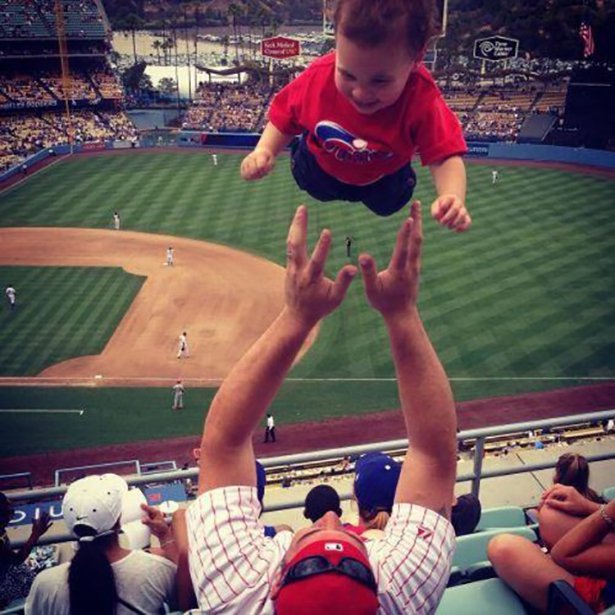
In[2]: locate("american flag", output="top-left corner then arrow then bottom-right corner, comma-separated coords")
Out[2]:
579,22 -> 595,58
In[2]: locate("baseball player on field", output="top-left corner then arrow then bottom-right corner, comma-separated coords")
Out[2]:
5,285 -> 16,311
172,380 -> 185,410
177,331 -> 189,359
166,247 -> 174,266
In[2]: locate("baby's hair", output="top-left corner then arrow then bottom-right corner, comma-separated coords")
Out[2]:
334,0 -> 439,60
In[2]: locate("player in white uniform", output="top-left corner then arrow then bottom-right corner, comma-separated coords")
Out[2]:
172,380 -> 185,410
177,331 -> 189,359
492,170 -> 499,184
166,247 -> 174,266
5,285 -> 16,311
113,211 -> 121,230
212,154 -> 218,166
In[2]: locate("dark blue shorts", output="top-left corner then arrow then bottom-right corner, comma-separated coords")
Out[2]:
290,135 -> 416,217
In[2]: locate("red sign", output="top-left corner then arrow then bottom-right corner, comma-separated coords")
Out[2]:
261,36 -> 300,59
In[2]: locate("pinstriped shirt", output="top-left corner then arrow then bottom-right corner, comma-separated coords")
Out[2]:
187,486 -> 455,614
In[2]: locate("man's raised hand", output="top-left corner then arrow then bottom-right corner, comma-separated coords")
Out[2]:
285,205 -> 356,328
359,201 -> 423,322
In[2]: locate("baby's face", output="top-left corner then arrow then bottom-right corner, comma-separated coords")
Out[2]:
335,31 -> 415,115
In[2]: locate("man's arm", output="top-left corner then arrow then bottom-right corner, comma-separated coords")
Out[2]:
199,205 -> 356,494
359,202 -> 457,518
429,156 -> 471,232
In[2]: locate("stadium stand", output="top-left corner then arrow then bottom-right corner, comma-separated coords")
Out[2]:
0,0 -> 136,172
182,82 -> 273,132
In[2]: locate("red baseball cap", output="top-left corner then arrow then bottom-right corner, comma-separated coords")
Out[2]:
275,537 -> 379,615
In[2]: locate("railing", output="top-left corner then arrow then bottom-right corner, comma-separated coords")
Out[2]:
7,409 -> 615,547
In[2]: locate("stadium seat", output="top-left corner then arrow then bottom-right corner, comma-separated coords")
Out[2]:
476,506 -> 527,531
602,486 -> 615,502
448,526 -> 537,585
436,578 -> 527,615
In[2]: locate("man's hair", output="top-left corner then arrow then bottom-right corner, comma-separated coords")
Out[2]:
334,0 -> 439,60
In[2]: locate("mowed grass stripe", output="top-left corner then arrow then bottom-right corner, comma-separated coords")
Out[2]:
1,151 -> 613,389
0,267 -> 144,376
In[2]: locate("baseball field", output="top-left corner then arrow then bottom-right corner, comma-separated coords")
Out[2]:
1,149 -> 614,463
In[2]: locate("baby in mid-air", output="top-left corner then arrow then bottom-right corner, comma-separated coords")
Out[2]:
241,0 -> 470,231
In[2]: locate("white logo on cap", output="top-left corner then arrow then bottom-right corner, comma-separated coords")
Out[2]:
324,543 -> 344,552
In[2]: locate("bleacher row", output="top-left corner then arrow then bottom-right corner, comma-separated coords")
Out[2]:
182,82 -> 274,133
0,66 -> 122,105
0,109 -> 137,171
2,471 -> 614,614
180,79 -> 569,141
0,0 -> 104,40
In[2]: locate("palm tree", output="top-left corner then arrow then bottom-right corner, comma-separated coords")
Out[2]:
152,39 -> 161,64
228,3 -> 242,65
124,13 -> 143,65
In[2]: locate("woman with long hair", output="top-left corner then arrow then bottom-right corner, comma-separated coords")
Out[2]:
25,474 -> 177,615
554,452 -> 602,503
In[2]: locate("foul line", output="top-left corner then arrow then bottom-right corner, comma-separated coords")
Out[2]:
0,408 -> 85,415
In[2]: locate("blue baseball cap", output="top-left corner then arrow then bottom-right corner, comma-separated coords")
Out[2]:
354,452 -> 401,514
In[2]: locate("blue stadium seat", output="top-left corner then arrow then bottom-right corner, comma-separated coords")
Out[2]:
448,526 -> 537,585
477,506 -> 527,531
436,578 -> 527,614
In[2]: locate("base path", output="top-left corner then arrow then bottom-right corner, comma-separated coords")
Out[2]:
0,227 -> 317,383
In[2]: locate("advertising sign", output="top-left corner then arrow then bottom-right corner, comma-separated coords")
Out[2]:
261,36 -> 301,59
473,36 -> 519,62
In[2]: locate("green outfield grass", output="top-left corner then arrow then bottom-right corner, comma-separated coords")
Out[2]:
0,266 -> 145,375
1,150 -> 614,456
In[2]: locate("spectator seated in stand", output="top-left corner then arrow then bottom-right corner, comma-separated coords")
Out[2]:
488,485 -> 615,613
345,452 -> 402,539
303,485 -> 343,524
25,474 -> 179,615
0,493 -> 51,609
528,452 -> 604,531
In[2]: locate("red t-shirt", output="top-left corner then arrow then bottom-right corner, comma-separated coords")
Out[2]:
268,52 -> 467,186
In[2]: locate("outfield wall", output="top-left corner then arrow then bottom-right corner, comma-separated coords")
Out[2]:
2,136 -> 614,185
177,131 -> 615,170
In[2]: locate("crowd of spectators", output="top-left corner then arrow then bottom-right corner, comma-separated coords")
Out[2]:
0,66 -> 123,107
181,78 -> 569,141
0,109 -> 137,171
438,81 -> 570,142
182,82 -> 273,132
0,0 -> 103,39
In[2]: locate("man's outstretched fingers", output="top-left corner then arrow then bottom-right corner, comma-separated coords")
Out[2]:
307,229 -> 332,282
389,216 -> 413,272
286,205 -> 308,268
330,265 -> 357,305
408,201 -> 423,266
359,254 -> 378,295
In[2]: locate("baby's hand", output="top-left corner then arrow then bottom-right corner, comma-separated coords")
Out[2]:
240,148 -> 275,180
431,194 -> 471,232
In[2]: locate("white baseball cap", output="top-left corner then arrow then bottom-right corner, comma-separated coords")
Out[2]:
62,474 -> 129,538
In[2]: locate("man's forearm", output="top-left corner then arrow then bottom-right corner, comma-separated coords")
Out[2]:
200,308 -> 313,491
386,309 -> 457,458
256,122 -> 294,156
429,155 -> 467,199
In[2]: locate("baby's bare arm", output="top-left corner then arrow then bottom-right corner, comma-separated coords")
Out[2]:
240,122 -> 294,180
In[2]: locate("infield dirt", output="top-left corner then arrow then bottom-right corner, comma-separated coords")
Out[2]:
0,227 -> 317,384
